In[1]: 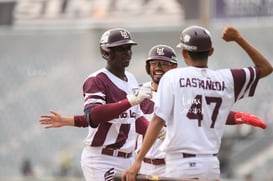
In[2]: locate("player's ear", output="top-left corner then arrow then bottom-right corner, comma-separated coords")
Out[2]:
208,48 -> 214,56
182,49 -> 190,65
182,49 -> 188,58
172,64 -> 178,68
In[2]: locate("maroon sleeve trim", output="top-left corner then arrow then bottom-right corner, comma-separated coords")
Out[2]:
248,67 -> 260,96
231,69 -> 246,101
74,115 -> 88,127
135,116 -> 149,136
225,111 -> 236,125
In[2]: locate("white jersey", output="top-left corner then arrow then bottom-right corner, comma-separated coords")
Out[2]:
82,68 -> 143,153
155,66 -> 260,155
138,82 -> 165,159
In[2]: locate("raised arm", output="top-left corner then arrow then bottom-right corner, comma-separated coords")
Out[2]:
222,25 -> 273,78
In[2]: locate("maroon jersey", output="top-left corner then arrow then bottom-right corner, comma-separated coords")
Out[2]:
82,68 -> 143,153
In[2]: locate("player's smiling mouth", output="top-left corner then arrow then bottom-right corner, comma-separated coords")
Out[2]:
153,71 -> 164,78
154,71 -> 164,75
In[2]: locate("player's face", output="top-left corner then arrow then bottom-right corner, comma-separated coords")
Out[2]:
111,44 -> 133,68
149,60 -> 177,84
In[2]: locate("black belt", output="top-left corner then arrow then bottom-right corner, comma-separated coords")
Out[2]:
182,153 -> 218,158
143,157 -> 165,165
101,148 -> 132,158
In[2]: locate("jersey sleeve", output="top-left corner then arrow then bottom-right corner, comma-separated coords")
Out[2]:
231,67 -> 260,102
83,74 -> 106,111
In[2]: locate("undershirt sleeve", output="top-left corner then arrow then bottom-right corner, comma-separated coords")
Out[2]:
88,99 -> 132,125
225,111 -> 236,125
74,115 -> 88,127
135,116 -> 149,136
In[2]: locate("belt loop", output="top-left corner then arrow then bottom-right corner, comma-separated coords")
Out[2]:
113,150 -> 118,157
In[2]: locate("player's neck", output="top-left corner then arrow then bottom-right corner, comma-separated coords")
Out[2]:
106,67 -> 127,81
188,60 -> 208,68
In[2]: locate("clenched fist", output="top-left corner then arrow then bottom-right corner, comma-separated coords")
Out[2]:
222,25 -> 242,42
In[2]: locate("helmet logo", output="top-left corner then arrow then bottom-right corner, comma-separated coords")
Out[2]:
183,34 -> 191,43
120,30 -> 129,39
100,31 -> 110,44
156,47 -> 164,56
182,34 -> 197,51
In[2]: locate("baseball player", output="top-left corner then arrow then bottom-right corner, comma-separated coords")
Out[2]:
135,44 -> 266,177
136,45 -> 177,177
122,25 -> 273,181
80,28 -> 153,181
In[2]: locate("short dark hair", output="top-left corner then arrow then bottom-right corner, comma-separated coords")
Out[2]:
187,50 -> 209,61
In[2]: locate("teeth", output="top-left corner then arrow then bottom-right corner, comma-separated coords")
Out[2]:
154,71 -> 163,75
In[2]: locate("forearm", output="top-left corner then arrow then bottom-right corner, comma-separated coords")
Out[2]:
89,99 -> 132,125
61,116 -> 75,126
236,36 -> 273,78
135,115 -> 164,162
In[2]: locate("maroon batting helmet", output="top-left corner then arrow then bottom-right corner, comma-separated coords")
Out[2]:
177,25 -> 212,52
145,45 -> 178,74
100,28 -> 137,61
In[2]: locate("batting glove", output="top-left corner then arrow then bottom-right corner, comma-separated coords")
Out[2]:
127,86 -> 152,106
234,112 -> 267,129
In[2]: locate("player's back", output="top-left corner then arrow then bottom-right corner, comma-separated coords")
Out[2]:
156,66 -> 259,154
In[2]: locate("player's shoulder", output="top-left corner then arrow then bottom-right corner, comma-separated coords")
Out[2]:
216,66 -> 258,76
168,67 -> 184,73
125,70 -> 136,79
164,67 -> 186,76
125,70 -> 139,84
159,67 -> 181,79
210,68 -> 231,74
83,68 -> 106,83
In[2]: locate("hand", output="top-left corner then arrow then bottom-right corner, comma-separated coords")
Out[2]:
121,160 -> 141,181
127,86 -> 152,106
39,110 -> 67,128
157,126 -> 166,140
222,25 -> 241,42
234,112 -> 267,129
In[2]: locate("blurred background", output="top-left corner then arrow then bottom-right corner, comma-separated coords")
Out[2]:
0,0 -> 273,180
